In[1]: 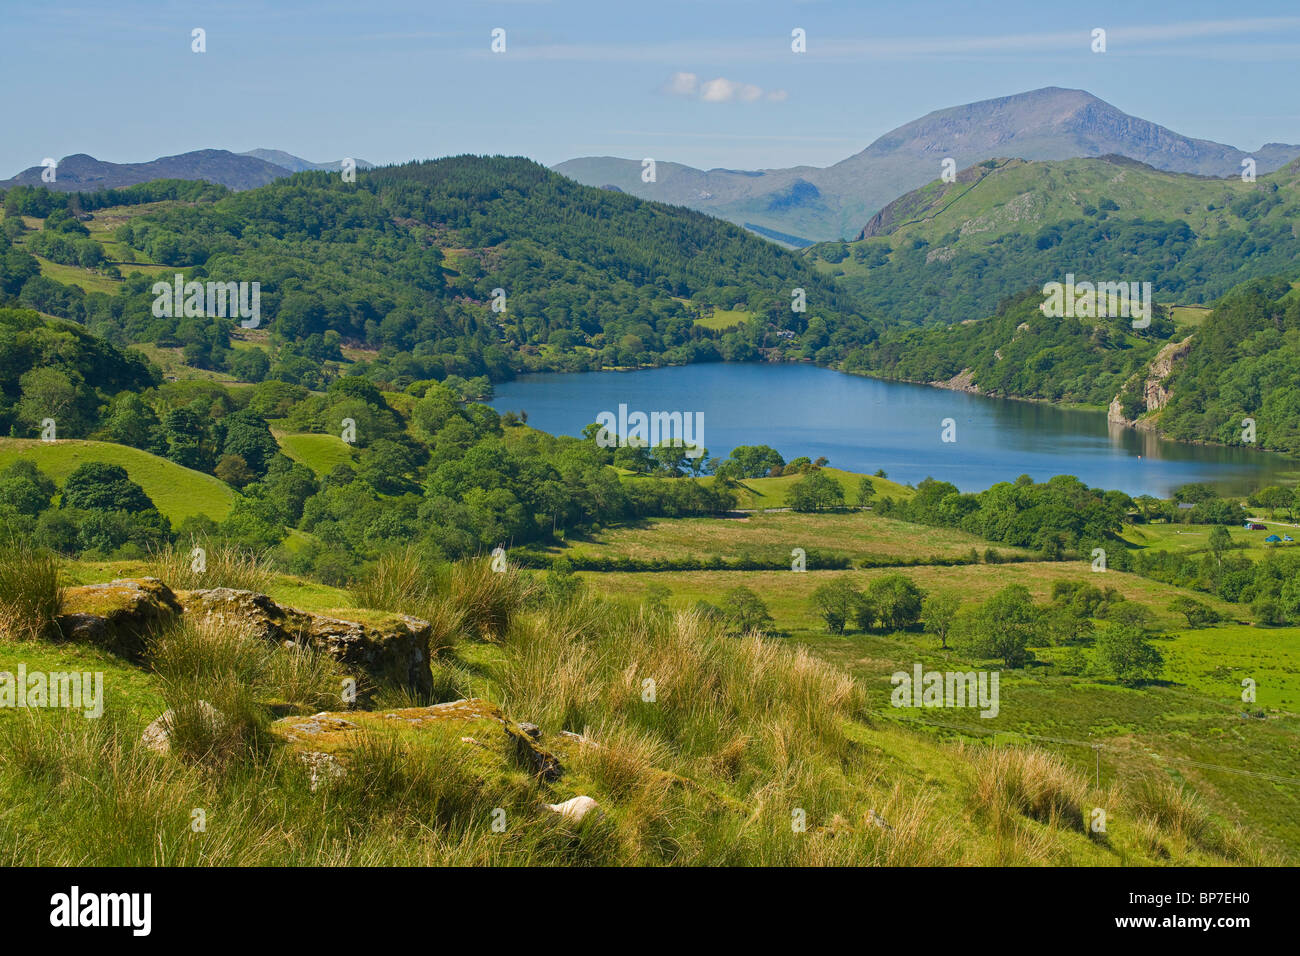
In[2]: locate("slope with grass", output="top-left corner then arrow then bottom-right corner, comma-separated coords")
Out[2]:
579,562 -> 1241,633
717,467 -> 914,510
0,438 -> 236,523
573,558 -> 1296,856
274,431 -> 357,478
0,546 -> 1273,866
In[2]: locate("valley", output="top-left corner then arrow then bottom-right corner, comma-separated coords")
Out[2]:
4,51 -> 1300,876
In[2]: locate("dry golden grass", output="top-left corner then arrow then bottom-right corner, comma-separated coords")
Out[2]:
145,540 -> 274,594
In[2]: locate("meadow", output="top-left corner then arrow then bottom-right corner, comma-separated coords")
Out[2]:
0,438 -> 236,523
548,508 -> 1033,567
273,431 -> 357,477
551,507 -> 1300,857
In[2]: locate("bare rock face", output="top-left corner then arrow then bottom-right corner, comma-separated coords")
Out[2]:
57,577 -> 182,659
1108,395 -> 1130,425
179,589 -> 433,699
931,368 -> 980,394
1107,336 -> 1192,429
1143,336 -> 1193,412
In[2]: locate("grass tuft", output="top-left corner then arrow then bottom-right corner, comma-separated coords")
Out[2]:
0,539 -> 63,642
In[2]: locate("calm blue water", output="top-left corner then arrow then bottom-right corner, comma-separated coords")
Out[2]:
489,363 -> 1294,497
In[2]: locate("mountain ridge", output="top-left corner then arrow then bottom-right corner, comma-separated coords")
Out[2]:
555,87 -> 1300,242
1,148 -> 374,192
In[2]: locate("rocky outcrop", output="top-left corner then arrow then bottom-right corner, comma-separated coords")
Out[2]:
506,720 -> 562,781
1107,395 -> 1129,425
930,368 -> 981,394
177,587 -> 310,643
1108,335 -> 1192,428
57,577 -> 182,659
303,611 -> 433,699
56,579 -> 432,698
270,698 -> 564,782
179,588 -> 433,699
1142,336 -> 1193,412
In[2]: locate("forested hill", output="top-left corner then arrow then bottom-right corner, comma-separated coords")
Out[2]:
1155,277 -> 1300,456
853,275 -> 1300,457
2,156 -> 864,387
808,155 -> 1300,325
852,288 -> 1174,408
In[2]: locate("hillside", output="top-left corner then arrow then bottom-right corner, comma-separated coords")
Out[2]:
1146,277 -> 1300,455
1,543 -> 1288,865
854,289 -> 1171,408
1,156 -> 855,383
0,438 -> 236,522
237,149 -> 374,174
852,275 -> 1300,458
556,87 -> 1300,242
810,154 -> 1300,324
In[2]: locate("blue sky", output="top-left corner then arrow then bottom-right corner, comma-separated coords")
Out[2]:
4,0 -> 1300,177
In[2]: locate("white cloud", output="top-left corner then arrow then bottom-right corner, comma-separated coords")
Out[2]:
667,73 -> 785,104
666,71 -> 699,95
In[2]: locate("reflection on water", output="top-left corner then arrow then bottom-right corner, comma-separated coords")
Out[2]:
490,363 -> 1296,497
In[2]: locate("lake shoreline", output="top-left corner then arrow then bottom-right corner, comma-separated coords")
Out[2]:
514,357 -> 1298,468
492,362 -> 1293,497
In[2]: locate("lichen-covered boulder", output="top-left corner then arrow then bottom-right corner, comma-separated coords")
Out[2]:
299,751 -> 347,791
270,698 -> 563,781
57,577 -> 182,658
178,589 -> 433,699
176,587 -> 312,643
304,611 -> 433,699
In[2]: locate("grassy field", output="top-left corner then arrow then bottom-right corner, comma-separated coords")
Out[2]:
275,432 -> 357,477
0,438 -> 236,523
551,508 -> 1032,566
0,637 -> 165,727
712,467 -> 915,510
799,624 -> 1300,856
126,343 -> 246,383
29,255 -> 121,295
1168,305 -> 1212,329
1121,520 -> 1299,555
1153,623 -> 1300,709
669,296 -> 754,330
556,505 -> 1300,858
693,307 -> 754,330
580,562 -> 1243,632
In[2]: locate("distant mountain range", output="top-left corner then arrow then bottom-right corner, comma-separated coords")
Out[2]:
1,149 -> 374,192
554,87 -> 1300,243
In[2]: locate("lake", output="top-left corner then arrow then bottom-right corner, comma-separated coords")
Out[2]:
489,363 -> 1295,497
